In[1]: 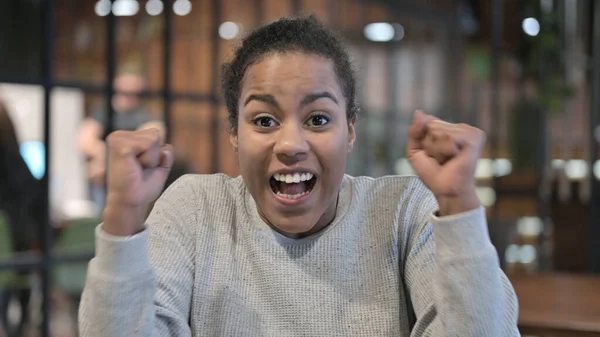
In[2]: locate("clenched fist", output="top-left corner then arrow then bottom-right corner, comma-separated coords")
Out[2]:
407,110 -> 485,216
102,128 -> 174,236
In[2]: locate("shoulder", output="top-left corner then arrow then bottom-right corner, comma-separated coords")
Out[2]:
131,108 -> 152,121
162,173 -> 243,202
345,174 -> 432,201
149,173 -> 244,233
344,174 -> 438,223
89,106 -> 105,120
159,173 -> 246,216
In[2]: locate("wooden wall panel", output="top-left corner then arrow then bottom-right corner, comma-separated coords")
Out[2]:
171,0 -> 213,94
222,0 -> 258,29
264,0 -> 293,23
171,39 -> 193,93
171,101 -> 213,174
495,197 -> 539,219
338,0 -> 362,30
300,0 -> 330,25
54,1 -> 106,85
414,0 -> 458,13
146,38 -> 163,92
366,2 -> 389,22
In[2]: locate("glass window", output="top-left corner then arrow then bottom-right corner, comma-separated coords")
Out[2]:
0,2 -> 43,80
55,0 -> 107,86
170,100 -> 214,174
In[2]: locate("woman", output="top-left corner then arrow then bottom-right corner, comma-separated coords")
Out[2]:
79,17 -> 519,336
0,100 -> 44,337
0,101 -> 44,252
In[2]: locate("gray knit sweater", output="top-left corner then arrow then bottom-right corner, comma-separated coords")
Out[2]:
79,174 -> 519,336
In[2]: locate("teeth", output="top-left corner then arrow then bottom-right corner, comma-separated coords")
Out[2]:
273,172 -> 314,183
276,191 -> 309,199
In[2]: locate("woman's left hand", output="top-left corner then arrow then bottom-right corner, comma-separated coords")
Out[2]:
406,110 -> 485,216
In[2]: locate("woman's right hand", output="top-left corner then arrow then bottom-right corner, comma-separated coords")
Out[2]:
102,128 -> 174,236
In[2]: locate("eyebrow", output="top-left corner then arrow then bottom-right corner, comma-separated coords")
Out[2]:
243,92 -> 339,109
244,94 -> 280,108
300,92 -> 339,107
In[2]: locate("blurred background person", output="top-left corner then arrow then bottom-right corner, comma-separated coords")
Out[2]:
77,71 -> 165,212
0,100 -> 44,337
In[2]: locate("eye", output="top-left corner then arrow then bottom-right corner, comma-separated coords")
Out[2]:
306,113 -> 330,127
253,116 -> 278,128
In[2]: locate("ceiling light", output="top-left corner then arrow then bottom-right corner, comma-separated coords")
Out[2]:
173,0 -> 192,16
476,187 -> 496,207
364,23 -> 395,42
94,0 -> 111,16
522,17 -> 540,37
394,158 -> 414,175
219,21 -> 240,40
112,0 -> 139,16
146,0 -> 163,16
565,159 -> 588,180
552,159 -> 565,169
493,158 -> 512,177
475,158 -> 493,179
517,217 -> 543,236
519,245 -> 537,264
392,23 -> 405,41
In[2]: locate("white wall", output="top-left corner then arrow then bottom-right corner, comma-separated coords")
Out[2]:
0,84 -> 94,220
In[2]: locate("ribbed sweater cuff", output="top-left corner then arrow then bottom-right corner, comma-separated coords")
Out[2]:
430,206 -> 495,259
94,224 -> 152,277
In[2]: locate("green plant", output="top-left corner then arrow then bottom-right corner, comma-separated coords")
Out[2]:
510,1 -> 574,170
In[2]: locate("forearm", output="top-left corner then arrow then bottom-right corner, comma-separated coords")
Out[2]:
431,208 -> 518,336
81,180 -> 196,337
408,207 -> 519,336
79,227 -> 158,337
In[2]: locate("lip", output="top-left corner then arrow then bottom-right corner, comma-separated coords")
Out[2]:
271,189 -> 313,206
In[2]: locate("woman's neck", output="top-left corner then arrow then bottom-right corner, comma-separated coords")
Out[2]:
258,193 -> 340,239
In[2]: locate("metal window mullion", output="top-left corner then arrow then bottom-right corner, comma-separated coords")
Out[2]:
489,0 -> 504,260
385,42 -> 398,175
210,0 -> 221,173
0,76 -> 217,101
40,0 -> 56,335
0,252 -> 96,271
162,0 -> 173,143
105,0 -> 117,138
0,255 -> 45,272
588,0 -> 600,273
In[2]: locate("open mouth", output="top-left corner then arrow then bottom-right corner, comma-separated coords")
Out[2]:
269,172 -> 317,200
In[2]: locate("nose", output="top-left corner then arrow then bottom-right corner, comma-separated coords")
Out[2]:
273,122 -> 309,163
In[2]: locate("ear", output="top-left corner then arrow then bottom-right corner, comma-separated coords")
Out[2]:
347,116 -> 357,152
229,131 -> 239,152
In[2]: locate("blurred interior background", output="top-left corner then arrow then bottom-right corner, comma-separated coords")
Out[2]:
0,0 -> 599,336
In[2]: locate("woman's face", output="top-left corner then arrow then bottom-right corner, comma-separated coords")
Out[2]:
231,52 -> 356,237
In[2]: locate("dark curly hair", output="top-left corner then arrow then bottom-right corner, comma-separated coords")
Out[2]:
221,16 -> 359,133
